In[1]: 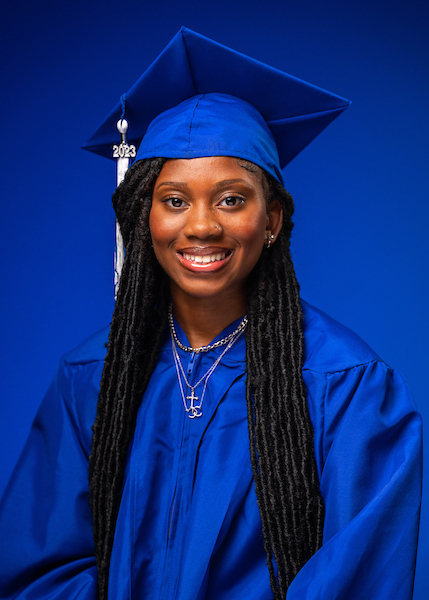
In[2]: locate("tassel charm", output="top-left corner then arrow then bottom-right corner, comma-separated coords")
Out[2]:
113,117 -> 136,298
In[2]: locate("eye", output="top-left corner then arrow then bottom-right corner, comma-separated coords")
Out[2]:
163,197 -> 188,208
218,196 -> 244,207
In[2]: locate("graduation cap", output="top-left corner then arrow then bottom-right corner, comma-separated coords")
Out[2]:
84,26 -> 350,184
83,26 -> 350,293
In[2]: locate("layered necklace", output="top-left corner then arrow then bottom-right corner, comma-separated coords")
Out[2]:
169,305 -> 247,419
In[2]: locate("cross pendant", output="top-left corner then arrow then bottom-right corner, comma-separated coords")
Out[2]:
186,388 -> 202,418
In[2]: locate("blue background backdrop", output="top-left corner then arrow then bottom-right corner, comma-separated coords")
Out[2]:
1,0 -> 427,596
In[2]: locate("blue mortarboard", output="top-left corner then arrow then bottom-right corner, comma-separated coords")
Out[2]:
84,27 -> 351,296
83,26 -> 351,186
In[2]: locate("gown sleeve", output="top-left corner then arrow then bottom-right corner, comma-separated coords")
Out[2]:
0,353 -> 101,600
288,359 -> 422,600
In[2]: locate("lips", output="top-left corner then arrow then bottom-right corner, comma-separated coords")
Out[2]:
177,248 -> 232,272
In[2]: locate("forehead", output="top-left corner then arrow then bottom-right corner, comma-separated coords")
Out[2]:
154,156 -> 266,190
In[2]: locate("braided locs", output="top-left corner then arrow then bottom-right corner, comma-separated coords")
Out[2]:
89,158 -> 324,600
245,176 -> 324,599
89,158 -> 168,599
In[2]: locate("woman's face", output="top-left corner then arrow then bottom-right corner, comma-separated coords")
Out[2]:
149,156 -> 282,304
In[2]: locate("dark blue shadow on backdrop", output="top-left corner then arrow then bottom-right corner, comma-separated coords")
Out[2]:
1,0 -> 427,597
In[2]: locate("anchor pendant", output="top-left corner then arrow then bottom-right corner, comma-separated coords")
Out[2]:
186,388 -> 202,419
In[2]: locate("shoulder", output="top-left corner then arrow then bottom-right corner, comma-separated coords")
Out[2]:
300,302 -> 421,478
301,300 -> 380,374
62,326 -> 110,366
52,327 -> 109,454
58,325 -> 109,402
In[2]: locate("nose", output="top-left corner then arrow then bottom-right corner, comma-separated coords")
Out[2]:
183,205 -> 223,239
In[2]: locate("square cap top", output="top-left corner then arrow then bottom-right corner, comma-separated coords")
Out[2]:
83,27 -> 351,182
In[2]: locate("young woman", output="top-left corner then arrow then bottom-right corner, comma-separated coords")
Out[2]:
0,28 -> 422,600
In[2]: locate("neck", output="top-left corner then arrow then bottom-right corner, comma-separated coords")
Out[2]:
170,289 -> 247,349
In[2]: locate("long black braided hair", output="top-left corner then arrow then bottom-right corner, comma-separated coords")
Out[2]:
89,157 -> 324,600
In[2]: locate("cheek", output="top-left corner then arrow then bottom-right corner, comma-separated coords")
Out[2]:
148,209 -> 172,274
148,216 -> 162,247
149,207 -> 174,248
232,211 -> 267,245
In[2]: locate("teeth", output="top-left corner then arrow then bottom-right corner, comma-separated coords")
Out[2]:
182,252 -> 227,263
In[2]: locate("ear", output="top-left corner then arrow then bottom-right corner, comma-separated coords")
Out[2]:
265,199 -> 283,243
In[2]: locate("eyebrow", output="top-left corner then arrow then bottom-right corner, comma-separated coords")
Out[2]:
213,178 -> 254,191
155,178 -> 255,191
155,181 -> 189,191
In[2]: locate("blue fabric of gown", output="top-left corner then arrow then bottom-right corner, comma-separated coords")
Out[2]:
0,301 -> 422,599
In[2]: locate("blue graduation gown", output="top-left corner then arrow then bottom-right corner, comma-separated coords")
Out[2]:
0,301 -> 422,599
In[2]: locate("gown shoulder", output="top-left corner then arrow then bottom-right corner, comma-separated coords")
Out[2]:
301,299 -> 381,373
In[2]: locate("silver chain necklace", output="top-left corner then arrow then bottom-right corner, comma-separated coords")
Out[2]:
169,317 -> 246,419
168,303 -> 248,353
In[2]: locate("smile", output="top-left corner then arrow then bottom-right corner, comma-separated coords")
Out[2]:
181,252 -> 229,264
177,249 -> 233,273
